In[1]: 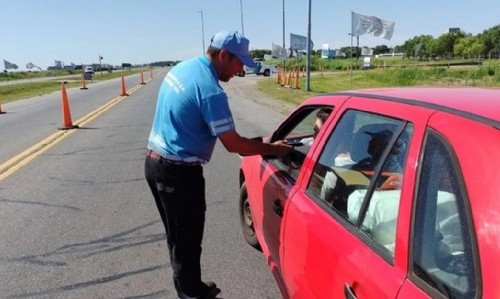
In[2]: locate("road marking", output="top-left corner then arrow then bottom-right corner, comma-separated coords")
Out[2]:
0,79 -> 151,182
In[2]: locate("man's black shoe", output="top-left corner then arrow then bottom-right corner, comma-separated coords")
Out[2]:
200,281 -> 221,299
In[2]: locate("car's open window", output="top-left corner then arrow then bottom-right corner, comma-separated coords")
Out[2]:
411,130 -> 479,299
306,109 -> 412,258
268,106 -> 333,183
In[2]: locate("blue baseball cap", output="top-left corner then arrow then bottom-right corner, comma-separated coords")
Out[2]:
210,30 -> 257,68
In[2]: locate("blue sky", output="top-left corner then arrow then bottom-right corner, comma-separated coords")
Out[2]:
1,0 -> 498,70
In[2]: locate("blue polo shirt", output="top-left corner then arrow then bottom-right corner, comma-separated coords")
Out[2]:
147,55 -> 235,163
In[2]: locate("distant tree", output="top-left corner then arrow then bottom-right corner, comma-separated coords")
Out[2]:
393,45 -> 404,53
426,38 -> 441,59
478,25 -> 500,58
454,36 -> 485,59
401,35 -> 435,59
435,32 -> 466,59
373,45 -> 390,55
340,46 -> 361,58
250,49 -> 271,60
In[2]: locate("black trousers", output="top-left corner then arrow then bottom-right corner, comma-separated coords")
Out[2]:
145,155 -> 206,298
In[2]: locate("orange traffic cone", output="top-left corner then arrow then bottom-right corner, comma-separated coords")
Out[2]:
294,67 -> 300,89
286,68 -> 293,87
120,75 -> 129,96
59,82 -> 78,130
0,96 -> 6,114
80,74 -> 88,90
140,72 -> 146,85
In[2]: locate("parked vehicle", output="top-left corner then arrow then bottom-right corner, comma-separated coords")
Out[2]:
84,66 -> 94,74
238,61 -> 275,77
83,72 -> 93,80
238,87 -> 500,299
83,66 -> 94,80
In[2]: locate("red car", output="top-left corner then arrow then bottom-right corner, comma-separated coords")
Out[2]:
238,88 -> 500,299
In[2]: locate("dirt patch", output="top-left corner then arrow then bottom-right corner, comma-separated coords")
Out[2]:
224,76 -> 296,115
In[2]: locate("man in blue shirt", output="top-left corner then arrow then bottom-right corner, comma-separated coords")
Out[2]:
145,30 -> 292,299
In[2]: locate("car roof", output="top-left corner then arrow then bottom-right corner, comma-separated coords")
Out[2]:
327,87 -> 500,127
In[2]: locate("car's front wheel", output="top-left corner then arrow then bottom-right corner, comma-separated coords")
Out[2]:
239,182 -> 260,249
263,69 -> 271,77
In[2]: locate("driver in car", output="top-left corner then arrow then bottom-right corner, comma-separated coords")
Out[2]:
351,129 -> 403,173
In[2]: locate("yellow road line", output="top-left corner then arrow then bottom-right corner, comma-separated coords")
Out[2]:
0,81 -> 150,182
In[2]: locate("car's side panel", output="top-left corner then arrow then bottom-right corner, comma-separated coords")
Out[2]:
241,157 -> 269,253
242,155 -> 294,294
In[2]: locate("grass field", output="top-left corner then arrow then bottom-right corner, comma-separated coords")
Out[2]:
0,68 -> 151,104
257,60 -> 500,106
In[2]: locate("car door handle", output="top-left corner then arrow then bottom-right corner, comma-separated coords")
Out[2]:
272,200 -> 283,217
344,283 -> 358,299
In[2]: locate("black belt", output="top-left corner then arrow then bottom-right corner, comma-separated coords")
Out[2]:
146,150 -> 202,166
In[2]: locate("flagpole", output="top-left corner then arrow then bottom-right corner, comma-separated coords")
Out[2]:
349,33 -> 353,90
305,0 -> 311,91
356,36 -> 359,70
349,11 -> 353,90
282,0 -> 286,83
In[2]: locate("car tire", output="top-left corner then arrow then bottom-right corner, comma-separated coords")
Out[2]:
263,69 -> 271,77
239,182 -> 261,250
238,70 -> 246,77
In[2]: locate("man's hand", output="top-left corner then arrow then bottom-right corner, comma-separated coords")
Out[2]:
271,140 -> 294,157
219,131 -> 294,157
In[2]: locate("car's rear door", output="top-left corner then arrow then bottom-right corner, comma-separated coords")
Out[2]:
398,112 -> 500,298
281,96 -> 434,298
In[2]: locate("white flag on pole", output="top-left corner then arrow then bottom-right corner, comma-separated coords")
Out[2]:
272,43 -> 288,58
351,11 -> 395,40
290,33 -> 314,51
3,59 -> 19,70
26,61 -> 42,71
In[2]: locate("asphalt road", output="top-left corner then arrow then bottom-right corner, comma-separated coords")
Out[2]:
0,70 -> 294,298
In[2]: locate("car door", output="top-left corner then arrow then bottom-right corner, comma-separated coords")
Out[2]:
256,105 -> 335,289
280,97 -> 433,298
398,112 -> 499,299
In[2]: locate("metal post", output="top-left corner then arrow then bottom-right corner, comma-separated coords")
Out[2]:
198,11 -> 205,53
306,0 -> 311,91
99,55 -> 103,76
282,0 -> 286,74
349,33 -> 353,89
356,36 -> 359,70
239,0 -> 245,35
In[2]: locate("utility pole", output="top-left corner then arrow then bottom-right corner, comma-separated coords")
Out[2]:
282,0 -> 286,72
282,0 -> 285,49
306,0 -> 312,91
198,11 -> 205,54
98,55 -> 103,76
349,33 -> 353,89
239,0 -> 245,35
